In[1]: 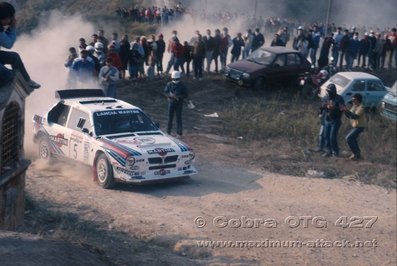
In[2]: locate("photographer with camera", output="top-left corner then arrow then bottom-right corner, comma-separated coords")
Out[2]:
0,1 -> 40,88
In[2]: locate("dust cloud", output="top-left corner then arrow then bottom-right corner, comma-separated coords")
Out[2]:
13,11 -> 95,157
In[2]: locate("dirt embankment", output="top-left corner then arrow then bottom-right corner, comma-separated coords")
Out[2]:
1,74 -> 396,265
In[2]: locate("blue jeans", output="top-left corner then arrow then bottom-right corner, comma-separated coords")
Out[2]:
324,118 -> 342,156
167,101 -> 183,135
345,127 -> 364,156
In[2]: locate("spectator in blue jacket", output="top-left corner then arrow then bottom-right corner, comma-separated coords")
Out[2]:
346,32 -> 360,71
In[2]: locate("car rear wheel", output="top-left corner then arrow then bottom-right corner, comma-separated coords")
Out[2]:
38,138 -> 53,163
96,153 -> 115,189
253,77 -> 265,90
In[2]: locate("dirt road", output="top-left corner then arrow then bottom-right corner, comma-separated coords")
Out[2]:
22,133 -> 396,265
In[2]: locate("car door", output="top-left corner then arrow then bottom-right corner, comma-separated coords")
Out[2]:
285,53 -> 304,79
346,79 -> 366,104
365,80 -> 388,108
45,102 -> 72,158
66,108 -> 92,163
269,54 -> 287,80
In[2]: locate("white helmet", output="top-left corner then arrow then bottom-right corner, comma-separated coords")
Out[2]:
94,42 -> 104,51
86,45 -> 95,52
319,69 -> 328,79
171,70 -> 181,80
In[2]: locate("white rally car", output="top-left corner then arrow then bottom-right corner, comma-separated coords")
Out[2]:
32,89 -> 197,188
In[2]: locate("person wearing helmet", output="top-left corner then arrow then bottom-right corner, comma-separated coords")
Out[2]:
320,83 -> 346,157
164,70 -> 189,138
94,41 -> 106,66
86,45 -> 101,75
0,1 -> 40,88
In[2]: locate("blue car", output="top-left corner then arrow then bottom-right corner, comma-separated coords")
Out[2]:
380,81 -> 397,121
320,72 -> 390,109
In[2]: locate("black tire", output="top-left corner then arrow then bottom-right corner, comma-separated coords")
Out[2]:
96,153 -> 115,189
253,77 -> 265,90
38,138 -> 53,163
302,84 -> 317,100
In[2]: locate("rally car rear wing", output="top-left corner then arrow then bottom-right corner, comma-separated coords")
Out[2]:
56,89 -> 105,99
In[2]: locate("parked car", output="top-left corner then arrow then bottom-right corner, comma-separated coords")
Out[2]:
319,72 -> 389,109
379,81 -> 397,121
32,89 -> 197,188
224,46 -> 311,90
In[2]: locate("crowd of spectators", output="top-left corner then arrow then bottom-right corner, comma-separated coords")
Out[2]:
64,8 -> 397,87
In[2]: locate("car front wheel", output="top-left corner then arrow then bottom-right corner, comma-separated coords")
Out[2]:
253,77 -> 265,90
96,153 -> 115,189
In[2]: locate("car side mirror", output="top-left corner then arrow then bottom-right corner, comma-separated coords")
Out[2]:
82,128 -> 89,134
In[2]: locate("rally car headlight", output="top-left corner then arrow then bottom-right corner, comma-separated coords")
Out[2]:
242,73 -> 250,79
125,156 -> 135,167
188,151 -> 195,161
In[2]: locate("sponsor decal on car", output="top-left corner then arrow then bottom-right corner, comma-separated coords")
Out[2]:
154,169 -> 171,176
50,133 -> 68,147
147,147 -> 175,156
116,136 -> 156,145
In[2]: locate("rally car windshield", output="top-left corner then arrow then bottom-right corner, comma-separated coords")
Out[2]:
93,109 -> 158,136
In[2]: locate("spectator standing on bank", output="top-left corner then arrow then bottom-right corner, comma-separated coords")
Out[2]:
128,37 -> 144,81
385,28 -> 396,69
192,34 -> 205,80
85,45 -> 100,77
183,41 -> 193,77
318,33 -> 334,69
64,47 -> 78,87
309,25 -> 321,67
0,1 -> 40,88
166,30 -> 178,74
219,27 -> 231,71
339,29 -> 350,69
118,34 -> 130,79
231,32 -> 244,62
164,70 -> 188,138
212,28 -> 221,73
98,57 -> 119,98
270,33 -> 284,47
243,29 -> 254,59
321,83 -> 346,157
252,27 -> 265,52
332,27 -> 343,68
156,33 -> 166,77
278,26 -> 289,47
372,33 -> 384,71
203,29 -> 215,73
78,37 -> 87,53
357,33 -> 370,68
71,49 -> 95,84
344,93 -> 365,161
346,32 -> 360,71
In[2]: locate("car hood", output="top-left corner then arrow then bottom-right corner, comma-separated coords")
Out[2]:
100,133 -> 191,157
383,90 -> 397,103
228,60 -> 268,73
